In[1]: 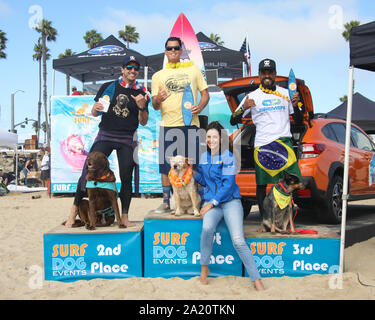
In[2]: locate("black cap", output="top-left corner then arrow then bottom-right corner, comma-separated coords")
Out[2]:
259,58 -> 276,72
122,55 -> 141,67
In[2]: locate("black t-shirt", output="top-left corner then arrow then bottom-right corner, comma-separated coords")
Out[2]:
94,80 -> 149,134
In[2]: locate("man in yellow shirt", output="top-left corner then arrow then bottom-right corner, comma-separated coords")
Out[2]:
151,36 -> 209,213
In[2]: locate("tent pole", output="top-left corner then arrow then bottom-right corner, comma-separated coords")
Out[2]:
339,65 -> 354,275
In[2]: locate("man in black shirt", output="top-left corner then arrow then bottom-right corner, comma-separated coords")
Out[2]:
65,56 -> 149,228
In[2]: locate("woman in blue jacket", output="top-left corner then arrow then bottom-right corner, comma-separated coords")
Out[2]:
194,121 -> 264,291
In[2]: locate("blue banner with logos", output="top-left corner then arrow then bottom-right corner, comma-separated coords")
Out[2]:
44,231 -> 142,281
50,95 -> 162,194
244,238 -> 340,278
144,218 -> 242,278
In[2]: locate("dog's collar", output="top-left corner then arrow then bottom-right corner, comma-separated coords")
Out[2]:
168,166 -> 193,188
95,172 -> 111,181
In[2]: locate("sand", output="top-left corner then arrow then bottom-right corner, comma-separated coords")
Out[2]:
0,191 -> 374,300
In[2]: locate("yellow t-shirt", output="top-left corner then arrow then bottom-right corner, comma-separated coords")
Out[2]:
151,64 -> 208,127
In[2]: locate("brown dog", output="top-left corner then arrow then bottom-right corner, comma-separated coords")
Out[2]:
67,151 -> 125,230
168,155 -> 201,216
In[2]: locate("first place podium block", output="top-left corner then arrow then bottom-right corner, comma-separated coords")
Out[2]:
144,211 -> 243,279
44,222 -> 144,282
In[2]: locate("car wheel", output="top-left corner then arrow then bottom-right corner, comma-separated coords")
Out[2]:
318,175 -> 343,224
241,199 -> 253,219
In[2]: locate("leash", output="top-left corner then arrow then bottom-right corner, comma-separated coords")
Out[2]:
279,181 -> 318,235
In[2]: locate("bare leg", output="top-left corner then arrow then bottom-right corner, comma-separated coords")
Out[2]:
121,213 -> 135,227
65,204 -> 78,228
200,265 -> 209,285
254,279 -> 264,291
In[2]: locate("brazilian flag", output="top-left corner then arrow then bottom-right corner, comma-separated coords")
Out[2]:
254,137 -> 301,185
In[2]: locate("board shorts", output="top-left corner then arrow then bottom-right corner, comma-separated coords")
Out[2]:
254,137 -> 301,185
158,125 -> 203,175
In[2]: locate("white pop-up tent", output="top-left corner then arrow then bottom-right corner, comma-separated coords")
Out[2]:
340,21 -> 375,275
0,128 -> 18,187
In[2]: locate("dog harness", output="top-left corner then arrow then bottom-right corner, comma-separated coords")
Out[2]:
85,180 -> 118,193
168,166 -> 193,188
85,180 -> 117,225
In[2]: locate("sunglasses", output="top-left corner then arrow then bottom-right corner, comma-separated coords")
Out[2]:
165,46 -> 181,51
125,65 -> 140,71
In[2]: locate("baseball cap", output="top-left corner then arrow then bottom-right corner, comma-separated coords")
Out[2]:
259,58 -> 276,72
122,55 -> 141,67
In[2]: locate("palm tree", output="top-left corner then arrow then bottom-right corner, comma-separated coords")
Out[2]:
58,49 -> 75,95
83,29 -> 103,49
209,33 -> 224,46
339,95 -> 348,102
34,19 -> 57,147
0,29 -> 7,59
33,40 -> 50,146
118,25 -> 139,49
342,20 -> 360,41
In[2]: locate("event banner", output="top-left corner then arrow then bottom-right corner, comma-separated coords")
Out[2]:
50,96 -> 162,194
50,92 -> 235,194
244,238 -> 340,278
144,218 -> 242,278
44,231 -> 143,281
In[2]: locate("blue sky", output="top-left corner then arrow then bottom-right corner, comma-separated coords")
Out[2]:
0,0 -> 374,141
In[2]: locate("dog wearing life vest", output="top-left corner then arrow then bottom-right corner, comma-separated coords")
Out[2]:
168,155 -> 201,216
261,172 -> 304,234
65,151 -> 125,230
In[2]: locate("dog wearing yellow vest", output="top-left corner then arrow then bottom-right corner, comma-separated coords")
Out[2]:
262,172 -> 304,234
168,155 -> 201,216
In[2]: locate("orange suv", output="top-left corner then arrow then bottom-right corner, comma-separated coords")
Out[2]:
219,76 -> 375,224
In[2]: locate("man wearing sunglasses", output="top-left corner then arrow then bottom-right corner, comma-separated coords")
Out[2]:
151,37 -> 209,213
65,56 -> 149,228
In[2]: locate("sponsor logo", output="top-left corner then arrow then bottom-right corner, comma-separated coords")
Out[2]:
88,45 -> 123,55
199,42 -> 217,50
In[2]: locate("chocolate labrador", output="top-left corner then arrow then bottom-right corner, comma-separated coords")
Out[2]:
66,151 -> 125,230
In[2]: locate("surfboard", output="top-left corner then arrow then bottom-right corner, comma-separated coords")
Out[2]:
163,12 -> 205,77
288,68 -> 302,109
181,83 -> 194,125
163,13 -> 208,120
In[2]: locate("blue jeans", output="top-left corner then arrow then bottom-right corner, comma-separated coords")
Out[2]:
200,199 -> 261,282
23,168 -> 29,186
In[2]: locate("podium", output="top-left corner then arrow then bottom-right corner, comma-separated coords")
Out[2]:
243,220 -> 341,277
143,211 -> 243,278
43,212 -> 341,282
44,222 -> 143,282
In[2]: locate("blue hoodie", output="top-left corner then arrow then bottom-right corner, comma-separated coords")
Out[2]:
194,149 -> 241,206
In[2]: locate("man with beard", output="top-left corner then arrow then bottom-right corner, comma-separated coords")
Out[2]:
231,59 -> 303,229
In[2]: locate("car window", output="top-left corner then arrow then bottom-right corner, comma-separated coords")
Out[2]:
322,124 -> 338,142
351,126 -> 375,151
329,123 -> 355,146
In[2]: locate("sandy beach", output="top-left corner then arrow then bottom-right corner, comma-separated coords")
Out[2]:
0,191 -> 374,300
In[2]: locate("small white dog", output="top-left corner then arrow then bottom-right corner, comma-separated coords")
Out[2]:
168,155 -> 201,216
